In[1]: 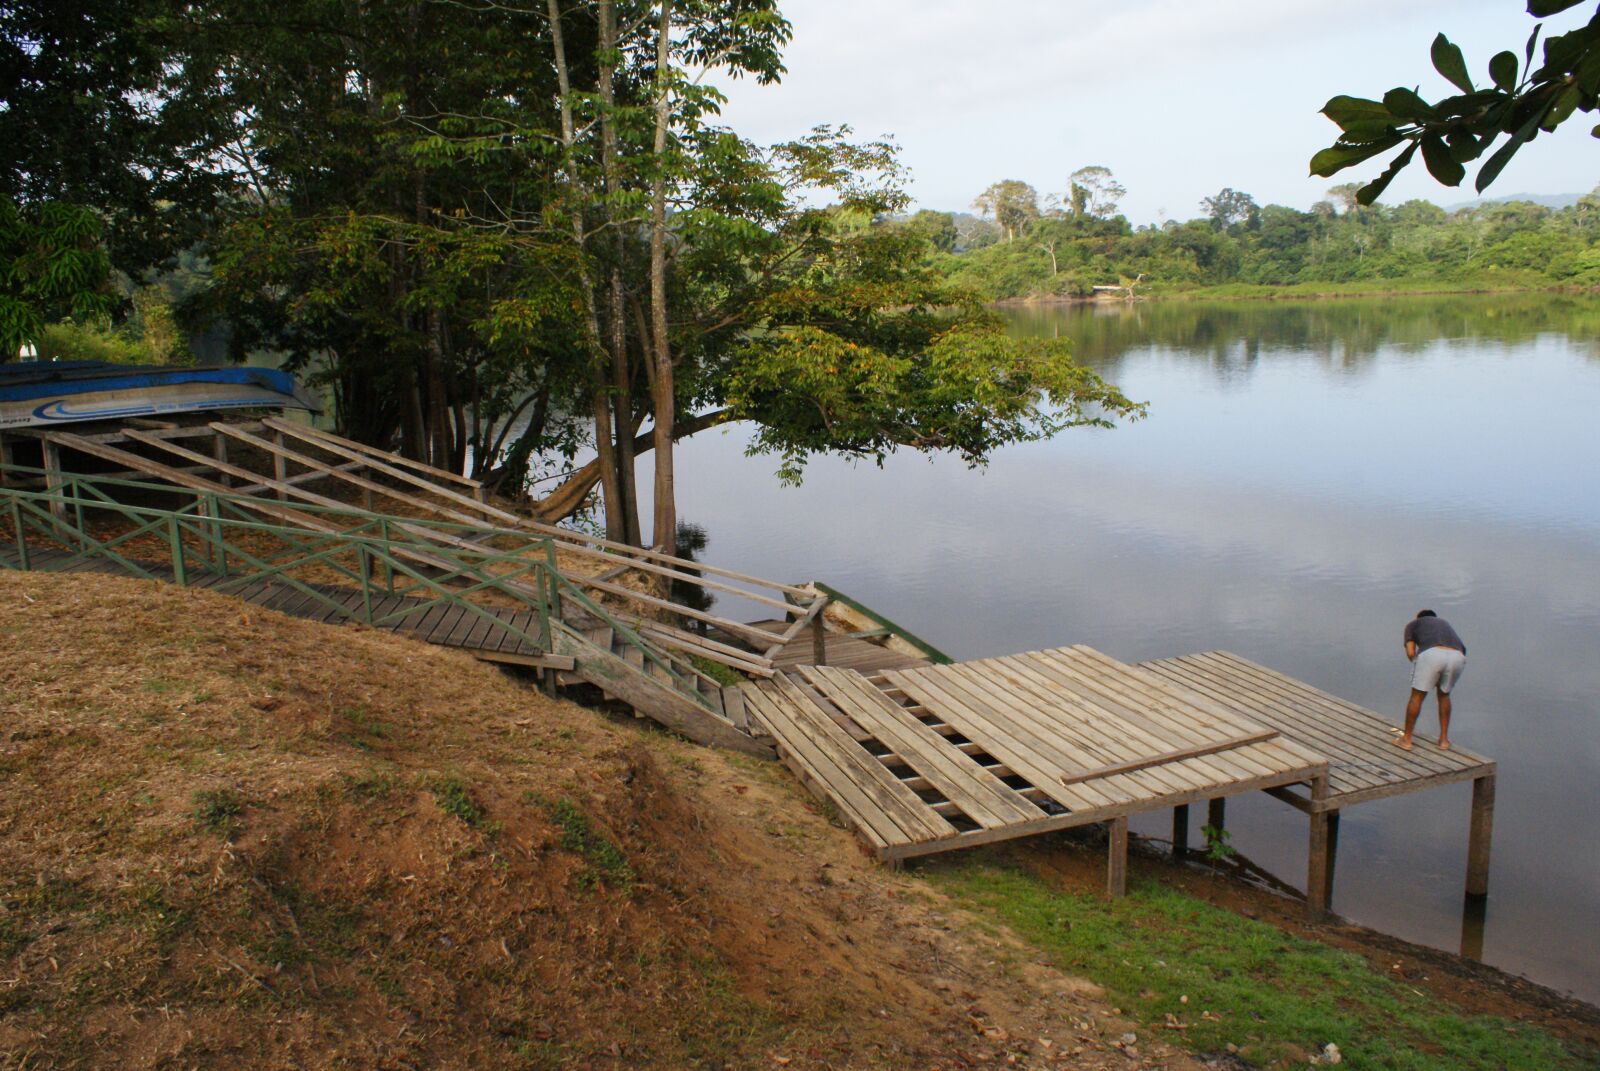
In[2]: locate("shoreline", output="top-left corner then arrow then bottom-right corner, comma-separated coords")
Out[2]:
987,279 -> 1593,306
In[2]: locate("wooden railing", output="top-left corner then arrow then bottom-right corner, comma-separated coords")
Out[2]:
0,465 -> 721,707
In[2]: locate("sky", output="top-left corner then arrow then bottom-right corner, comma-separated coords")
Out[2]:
709,0 -> 1600,225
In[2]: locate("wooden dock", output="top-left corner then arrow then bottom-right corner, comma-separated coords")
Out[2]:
741,645 -> 1334,909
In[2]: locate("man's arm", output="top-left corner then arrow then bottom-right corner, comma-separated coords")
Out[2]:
1405,640 -> 1417,662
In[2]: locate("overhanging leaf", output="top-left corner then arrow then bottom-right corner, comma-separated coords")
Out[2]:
1431,34 -> 1475,94
1320,95 -> 1393,127
1420,135 -> 1466,186
1489,50 -> 1520,91
1382,87 -> 1435,121
1309,137 -> 1402,177
1356,141 -> 1419,205
1527,0 -> 1584,16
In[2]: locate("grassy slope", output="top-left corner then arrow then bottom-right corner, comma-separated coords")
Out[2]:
927,858 -> 1587,1071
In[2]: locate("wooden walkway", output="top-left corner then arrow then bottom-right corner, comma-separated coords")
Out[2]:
4,546 -> 554,664
742,645 -> 1329,888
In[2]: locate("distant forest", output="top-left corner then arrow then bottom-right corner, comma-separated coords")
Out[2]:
904,171 -> 1600,301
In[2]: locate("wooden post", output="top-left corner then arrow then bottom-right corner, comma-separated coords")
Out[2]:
362,468 -> 375,512
1322,809 -> 1341,908
1466,774 -> 1495,898
212,431 -> 231,488
1459,892 -> 1488,960
1172,804 -> 1190,858
811,616 -> 828,666
1107,816 -> 1128,897
272,429 -> 288,500
1306,775 -> 1330,920
0,431 -> 12,487
40,438 -> 66,523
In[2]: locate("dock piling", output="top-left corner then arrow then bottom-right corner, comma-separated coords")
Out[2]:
1107,816 -> 1128,897
1467,774 -> 1495,897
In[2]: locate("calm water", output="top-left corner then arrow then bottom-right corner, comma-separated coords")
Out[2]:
646,295 -> 1600,1002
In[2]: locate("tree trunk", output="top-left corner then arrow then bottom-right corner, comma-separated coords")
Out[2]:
648,0 -> 676,553
599,0 -> 641,545
547,0 -> 626,540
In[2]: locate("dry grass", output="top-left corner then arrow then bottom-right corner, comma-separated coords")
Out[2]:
0,571 -> 1201,1071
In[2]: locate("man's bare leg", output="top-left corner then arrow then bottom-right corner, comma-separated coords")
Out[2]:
1436,689 -> 1452,750
1396,688 -> 1425,750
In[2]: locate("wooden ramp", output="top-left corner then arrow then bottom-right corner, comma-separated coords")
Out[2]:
742,645 -> 1328,869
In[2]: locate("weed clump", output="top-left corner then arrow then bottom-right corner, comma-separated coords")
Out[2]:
427,775 -> 483,826
543,797 -> 634,892
191,788 -> 245,835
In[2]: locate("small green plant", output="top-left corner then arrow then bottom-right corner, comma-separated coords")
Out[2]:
688,653 -> 742,687
192,788 -> 245,835
1200,823 -> 1235,863
342,770 -> 396,802
542,797 -> 634,892
427,775 -> 483,827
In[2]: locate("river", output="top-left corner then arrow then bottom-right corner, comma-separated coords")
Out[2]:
647,294 -> 1600,1003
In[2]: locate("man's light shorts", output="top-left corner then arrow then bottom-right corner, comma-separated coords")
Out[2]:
1412,646 -> 1466,694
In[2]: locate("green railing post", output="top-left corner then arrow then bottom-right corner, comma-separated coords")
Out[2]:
70,477 -> 87,549
7,499 -> 28,570
358,545 -> 374,623
545,542 -> 563,623
379,517 -> 394,593
168,515 -> 187,586
205,493 -> 227,576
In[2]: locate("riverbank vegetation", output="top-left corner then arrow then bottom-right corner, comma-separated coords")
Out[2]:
925,171 -> 1600,301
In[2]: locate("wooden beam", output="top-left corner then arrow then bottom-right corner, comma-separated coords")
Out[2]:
263,417 -> 483,490
1466,774 -> 1495,897
39,437 -> 66,522
1107,816 -> 1128,897
1323,809 -> 1341,908
811,614 -> 828,666
1306,774 -> 1331,920
1059,728 -> 1280,787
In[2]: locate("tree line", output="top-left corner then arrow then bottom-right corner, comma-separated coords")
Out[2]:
923,169 -> 1600,301
1,0 -> 1141,546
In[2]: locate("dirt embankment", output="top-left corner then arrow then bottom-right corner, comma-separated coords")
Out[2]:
3,571 -> 1594,1070
0,572 -> 1203,1070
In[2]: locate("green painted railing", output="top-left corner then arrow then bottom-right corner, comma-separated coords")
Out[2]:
0,465 -> 716,709
810,581 -> 955,665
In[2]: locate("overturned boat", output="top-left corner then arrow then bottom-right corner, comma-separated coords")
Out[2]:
0,361 -> 319,429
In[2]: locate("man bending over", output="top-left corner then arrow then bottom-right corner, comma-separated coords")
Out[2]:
1397,609 -> 1467,751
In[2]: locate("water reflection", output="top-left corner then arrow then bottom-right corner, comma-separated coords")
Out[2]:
1003,293 -> 1600,378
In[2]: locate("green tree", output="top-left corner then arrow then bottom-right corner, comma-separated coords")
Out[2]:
973,180 -> 1040,242
903,209 -> 959,252
1065,165 -> 1126,219
1201,188 -> 1260,230
0,198 -> 110,359
1311,2 -> 1600,204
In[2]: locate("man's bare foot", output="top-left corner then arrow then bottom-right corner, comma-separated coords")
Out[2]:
1392,736 -> 1413,751
1438,739 -> 1451,750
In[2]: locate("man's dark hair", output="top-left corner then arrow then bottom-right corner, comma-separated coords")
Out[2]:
1416,609 -> 1437,618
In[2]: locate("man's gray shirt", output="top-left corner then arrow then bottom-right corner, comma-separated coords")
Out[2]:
1404,616 -> 1466,655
